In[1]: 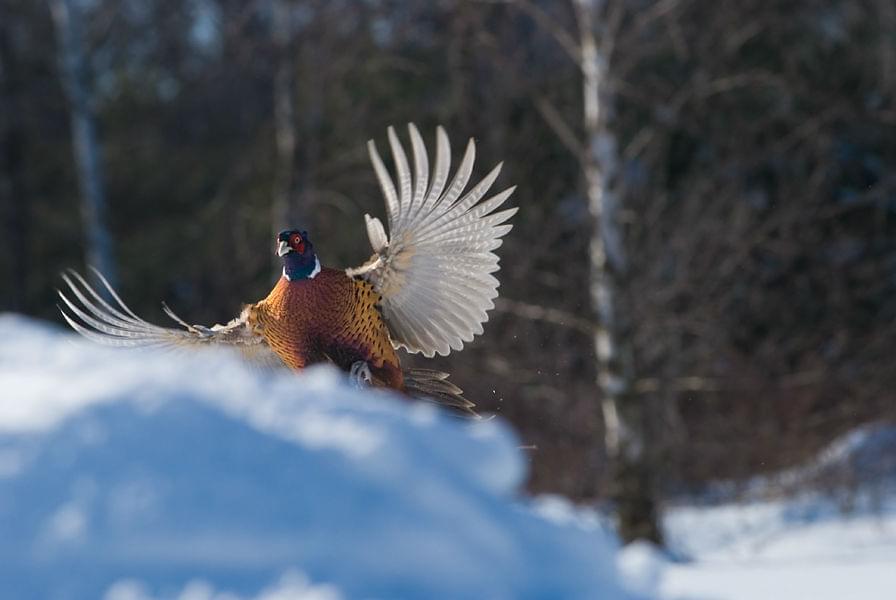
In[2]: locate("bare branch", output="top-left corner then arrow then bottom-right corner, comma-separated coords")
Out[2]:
495,297 -> 595,335
490,0 -> 581,64
533,95 -> 585,163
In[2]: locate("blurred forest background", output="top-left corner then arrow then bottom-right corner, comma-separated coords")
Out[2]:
2,0 -> 895,543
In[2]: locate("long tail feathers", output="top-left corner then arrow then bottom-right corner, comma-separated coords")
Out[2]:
403,368 -> 478,418
57,268 -> 176,347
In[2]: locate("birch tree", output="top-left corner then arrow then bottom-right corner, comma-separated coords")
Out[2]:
574,0 -> 661,545
49,0 -> 117,286
511,0 -> 662,543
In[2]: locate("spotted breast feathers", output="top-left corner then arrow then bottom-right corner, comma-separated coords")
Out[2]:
248,268 -> 399,376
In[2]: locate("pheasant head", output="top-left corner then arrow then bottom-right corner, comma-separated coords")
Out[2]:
277,229 -> 321,280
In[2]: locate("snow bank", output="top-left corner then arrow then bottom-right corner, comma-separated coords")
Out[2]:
617,426 -> 896,600
614,494 -> 896,600
648,493 -> 896,600
0,315 -> 626,600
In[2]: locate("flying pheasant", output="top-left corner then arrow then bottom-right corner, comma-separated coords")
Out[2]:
59,124 -> 517,415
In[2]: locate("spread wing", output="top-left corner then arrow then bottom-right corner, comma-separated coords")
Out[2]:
57,268 -> 285,371
347,124 -> 517,357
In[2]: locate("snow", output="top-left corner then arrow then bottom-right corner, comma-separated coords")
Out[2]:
0,314 -> 626,600
617,541 -> 666,599
618,428 -> 896,600
651,496 -> 896,600
6,312 -> 896,600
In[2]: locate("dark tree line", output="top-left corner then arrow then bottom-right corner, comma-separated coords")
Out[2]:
1,0 -> 895,543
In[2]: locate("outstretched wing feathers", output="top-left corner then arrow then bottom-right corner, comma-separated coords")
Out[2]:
351,124 -> 516,357
408,125 -> 429,208
58,268 -> 284,370
367,140 -> 400,231
387,127 -> 413,224
364,214 -> 389,254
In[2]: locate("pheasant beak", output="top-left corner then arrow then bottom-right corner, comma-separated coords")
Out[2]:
277,240 -> 291,257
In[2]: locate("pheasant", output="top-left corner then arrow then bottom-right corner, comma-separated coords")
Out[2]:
59,124 -> 517,415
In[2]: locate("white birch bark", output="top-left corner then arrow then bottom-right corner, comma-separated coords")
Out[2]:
573,0 -> 660,543
50,0 -> 117,287
573,0 -> 628,460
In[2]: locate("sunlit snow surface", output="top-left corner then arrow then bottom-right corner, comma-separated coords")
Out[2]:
619,431 -> 896,600
0,315 -> 626,600
659,490 -> 896,600
7,314 -> 896,600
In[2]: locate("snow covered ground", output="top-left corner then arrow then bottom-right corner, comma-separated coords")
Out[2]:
4,313 -> 895,600
619,431 -> 896,600
657,496 -> 896,600
614,492 -> 896,600
0,314 -> 625,600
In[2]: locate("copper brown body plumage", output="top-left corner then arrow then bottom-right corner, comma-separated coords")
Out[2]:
249,269 -> 404,389
58,124 -> 517,415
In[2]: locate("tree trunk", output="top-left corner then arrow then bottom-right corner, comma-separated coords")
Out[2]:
270,0 -> 321,278
0,9 -> 29,311
270,0 -> 298,277
50,0 -> 117,287
573,0 -> 662,545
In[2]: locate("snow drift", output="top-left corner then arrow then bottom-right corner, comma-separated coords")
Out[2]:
618,425 -> 896,600
0,315 -> 626,599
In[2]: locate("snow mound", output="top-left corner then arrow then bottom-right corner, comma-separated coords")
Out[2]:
645,428 -> 896,600
617,541 -> 667,599
654,494 -> 896,600
0,315 -> 626,599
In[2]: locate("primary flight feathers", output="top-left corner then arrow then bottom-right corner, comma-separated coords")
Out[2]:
349,124 -> 518,357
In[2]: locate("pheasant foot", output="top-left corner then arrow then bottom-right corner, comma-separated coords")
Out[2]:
349,361 -> 373,388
